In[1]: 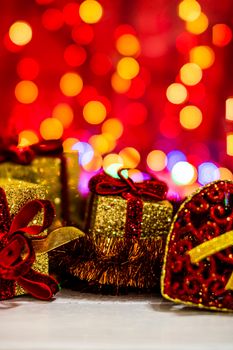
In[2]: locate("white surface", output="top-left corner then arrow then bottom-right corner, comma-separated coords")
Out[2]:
0,289 -> 233,350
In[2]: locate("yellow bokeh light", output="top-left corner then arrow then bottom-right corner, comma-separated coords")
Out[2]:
103,153 -> 123,177
226,98 -> 233,121
116,34 -> 140,56
62,137 -> 79,152
83,100 -> 107,124
102,118 -> 123,139
227,133 -> 233,156
111,72 -> 131,93
178,0 -> 201,22
83,152 -> 102,172
180,105 -> 202,130
147,150 -> 167,171
117,57 -> 140,80
89,134 -> 109,154
190,46 -> 215,69
18,130 -> 39,147
186,12 -> 208,34
218,167 -> 233,181
119,147 -> 140,168
79,0 -> 103,24
180,63 -> 202,86
15,80 -> 38,104
101,133 -> 116,152
9,21 -> 32,46
40,118 -> 63,140
60,72 -> 83,97
52,103 -> 74,128
166,83 -> 187,104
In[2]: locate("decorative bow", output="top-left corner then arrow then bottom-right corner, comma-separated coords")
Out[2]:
0,139 -> 63,165
89,169 -> 168,201
0,188 -> 84,300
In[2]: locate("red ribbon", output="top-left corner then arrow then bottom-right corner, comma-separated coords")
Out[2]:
0,188 -> 59,300
89,169 -> 168,239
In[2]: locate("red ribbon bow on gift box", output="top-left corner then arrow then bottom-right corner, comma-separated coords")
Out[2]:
89,169 -> 168,239
0,139 -> 63,165
0,188 -> 59,300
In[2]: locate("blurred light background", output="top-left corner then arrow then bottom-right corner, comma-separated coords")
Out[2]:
1,0 -> 233,197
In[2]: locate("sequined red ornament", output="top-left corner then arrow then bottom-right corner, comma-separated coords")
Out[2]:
161,180 -> 233,311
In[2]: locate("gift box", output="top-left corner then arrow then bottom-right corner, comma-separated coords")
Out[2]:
67,170 -> 173,290
161,180 -> 233,312
0,141 -> 80,226
0,178 -> 84,300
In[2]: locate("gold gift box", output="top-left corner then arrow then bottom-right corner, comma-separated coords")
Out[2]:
88,195 -> 173,254
0,152 -> 80,225
0,179 -> 48,296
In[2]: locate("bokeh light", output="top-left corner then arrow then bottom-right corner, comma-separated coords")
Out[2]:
52,103 -> 74,128
178,0 -> 201,22
227,133 -> 233,156
198,162 -> 219,185
40,118 -> 64,140
167,150 -> 187,171
83,100 -> 107,124
166,83 -> 188,104
72,23 -> 94,45
111,72 -> 131,93
119,147 -> 141,168
171,161 -> 197,185
186,12 -> 208,34
102,118 -> 123,139
42,8 -> 64,31
82,152 -> 102,172
60,72 -> 83,97
90,53 -> 112,76
128,169 -> 144,182
63,137 -> 79,152
180,63 -> 202,86
123,102 -> 148,125
212,24 -> 232,47
179,105 -> 202,129
117,57 -> 140,80
72,141 -> 94,166
147,150 -> 167,171
190,46 -> 215,69
9,21 -> 32,46
226,98 -> 233,121
17,57 -> 39,80
18,130 -> 39,147
79,0 -> 103,24
103,153 -> 124,178
217,167 -> 233,180
15,80 -> 38,104
116,34 -> 140,56
64,45 -> 87,67
89,134 -> 111,154
63,2 -> 81,26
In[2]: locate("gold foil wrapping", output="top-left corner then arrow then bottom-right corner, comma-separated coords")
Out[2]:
69,194 -> 173,290
0,179 -> 48,296
0,152 -> 80,225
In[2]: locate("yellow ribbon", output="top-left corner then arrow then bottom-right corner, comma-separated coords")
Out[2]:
32,226 -> 85,254
188,230 -> 233,290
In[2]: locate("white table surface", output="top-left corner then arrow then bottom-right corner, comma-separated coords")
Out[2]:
0,289 -> 232,350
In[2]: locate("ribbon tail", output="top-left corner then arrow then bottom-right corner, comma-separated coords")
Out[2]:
18,270 -> 59,300
32,227 -> 85,254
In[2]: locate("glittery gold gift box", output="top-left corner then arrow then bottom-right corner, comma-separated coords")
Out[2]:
0,178 -> 48,296
0,152 -> 80,225
88,195 -> 173,254
69,195 -> 173,290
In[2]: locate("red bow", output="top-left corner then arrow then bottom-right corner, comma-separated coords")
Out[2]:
0,139 -> 63,165
0,189 -> 59,300
89,169 -> 168,201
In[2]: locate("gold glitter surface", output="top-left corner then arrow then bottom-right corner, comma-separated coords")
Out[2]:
0,179 -> 48,296
88,195 -> 173,258
0,152 -> 80,224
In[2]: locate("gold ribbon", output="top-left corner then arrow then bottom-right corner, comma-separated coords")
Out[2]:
32,226 -> 85,254
188,230 -> 233,290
